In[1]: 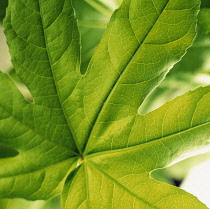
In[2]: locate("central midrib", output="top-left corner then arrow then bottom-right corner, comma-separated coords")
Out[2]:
87,119 -> 210,158
38,0 -> 82,155
84,0 -> 171,154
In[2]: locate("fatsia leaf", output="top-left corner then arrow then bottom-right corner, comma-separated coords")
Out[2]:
4,0 -> 82,151
62,85 -> 210,209
1,0 -> 210,208
71,0 -> 202,151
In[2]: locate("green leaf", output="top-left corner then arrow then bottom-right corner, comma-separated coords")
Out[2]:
0,71 -> 78,199
1,0 -> 210,208
71,0 -> 202,152
4,0 -> 82,151
62,85 -> 210,209
1,0 -> 81,199
140,6 -> 210,114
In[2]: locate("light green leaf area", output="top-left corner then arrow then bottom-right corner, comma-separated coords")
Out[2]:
1,0 -> 210,208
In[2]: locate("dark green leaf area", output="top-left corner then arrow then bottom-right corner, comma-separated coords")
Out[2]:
0,144 -> 19,158
201,0 -> 210,8
0,0 -> 8,23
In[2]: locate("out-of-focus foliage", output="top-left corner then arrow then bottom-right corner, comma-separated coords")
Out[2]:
201,0 -> 210,8
72,0 -> 122,74
200,0 -> 210,34
0,0 -> 7,23
0,197 -> 61,209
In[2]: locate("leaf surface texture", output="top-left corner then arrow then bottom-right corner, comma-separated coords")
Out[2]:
1,0 -> 210,208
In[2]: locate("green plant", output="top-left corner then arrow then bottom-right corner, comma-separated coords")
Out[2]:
140,0 -> 210,114
1,0 -> 210,208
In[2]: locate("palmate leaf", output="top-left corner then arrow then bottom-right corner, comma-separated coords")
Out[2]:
1,0 -> 210,208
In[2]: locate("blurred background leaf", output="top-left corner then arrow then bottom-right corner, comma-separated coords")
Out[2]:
201,0 -> 210,8
72,0 -> 122,74
0,197 -> 61,209
0,0 -> 8,24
